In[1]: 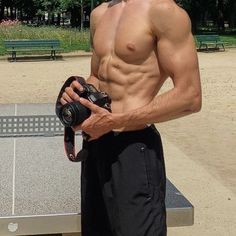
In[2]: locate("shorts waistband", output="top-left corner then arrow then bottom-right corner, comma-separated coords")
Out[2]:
112,124 -> 152,136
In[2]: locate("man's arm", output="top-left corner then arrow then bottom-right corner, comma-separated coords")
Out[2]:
116,1 -> 202,125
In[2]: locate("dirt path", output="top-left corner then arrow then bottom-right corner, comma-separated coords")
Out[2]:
0,49 -> 235,235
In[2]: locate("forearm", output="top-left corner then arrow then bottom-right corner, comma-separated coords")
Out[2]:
114,87 -> 201,128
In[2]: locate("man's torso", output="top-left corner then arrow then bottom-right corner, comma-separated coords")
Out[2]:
92,0 -> 169,129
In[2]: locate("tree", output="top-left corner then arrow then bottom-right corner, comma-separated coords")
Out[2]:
60,0 -> 89,28
225,0 -> 236,28
176,0 -> 236,33
1,0 -> 234,30
0,0 -> 5,21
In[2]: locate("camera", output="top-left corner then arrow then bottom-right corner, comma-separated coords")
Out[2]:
57,77 -> 111,127
55,76 -> 112,162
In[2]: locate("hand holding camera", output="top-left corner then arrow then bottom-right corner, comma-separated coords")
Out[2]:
55,76 -> 112,162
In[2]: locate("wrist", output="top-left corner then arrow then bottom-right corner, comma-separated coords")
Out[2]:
111,112 -> 127,130
111,113 -> 130,130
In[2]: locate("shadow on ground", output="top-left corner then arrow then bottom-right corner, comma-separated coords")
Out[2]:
7,55 -> 64,63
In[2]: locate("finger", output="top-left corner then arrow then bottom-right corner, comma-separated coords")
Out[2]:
61,92 -> 73,103
65,87 -> 80,101
79,98 -> 100,112
60,97 -> 67,105
70,80 -> 84,92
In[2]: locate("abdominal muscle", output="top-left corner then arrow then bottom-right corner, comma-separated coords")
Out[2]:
96,53 -> 165,131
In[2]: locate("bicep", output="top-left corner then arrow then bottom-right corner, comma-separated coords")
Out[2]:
157,17 -> 200,92
152,3 -> 200,89
157,33 -> 200,89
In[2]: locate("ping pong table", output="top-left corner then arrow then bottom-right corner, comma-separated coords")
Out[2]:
0,104 -> 193,235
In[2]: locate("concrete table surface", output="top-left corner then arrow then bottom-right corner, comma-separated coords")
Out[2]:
0,104 -> 193,235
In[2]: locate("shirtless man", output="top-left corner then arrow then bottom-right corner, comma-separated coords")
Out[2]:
60,0 -> 201,235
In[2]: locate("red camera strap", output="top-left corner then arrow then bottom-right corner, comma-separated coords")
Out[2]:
56,76 -> 88,162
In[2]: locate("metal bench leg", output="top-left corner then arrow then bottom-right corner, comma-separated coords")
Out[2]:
222,44 -> 225,51
51,50 -> 56,60
11,51 -> 16,62
199,43 -> 202,50
53,50 -> 56,60
50,50 -> 53,60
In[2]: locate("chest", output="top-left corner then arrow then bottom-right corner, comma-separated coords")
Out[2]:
93,3 -> 155,63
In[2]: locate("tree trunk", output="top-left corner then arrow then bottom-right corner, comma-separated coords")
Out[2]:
91,0 -> 94,12
228,1 -> 236,28
10,6 -> 14,19
71,7 -> 80,27
188,9 -> 198,34
57,13 -> 61,26
0,2 -> 4,21
19,9 -> 23,21
80,0 -> 84,30
51,13 -> 55,25
217,0 -> 225,32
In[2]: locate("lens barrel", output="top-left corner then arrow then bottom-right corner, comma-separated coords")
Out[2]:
60,102 -> 91,127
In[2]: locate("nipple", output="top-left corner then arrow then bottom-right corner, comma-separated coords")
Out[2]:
127,43 -> 136,51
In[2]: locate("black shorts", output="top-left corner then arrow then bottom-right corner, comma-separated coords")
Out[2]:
81,125 -> 167,236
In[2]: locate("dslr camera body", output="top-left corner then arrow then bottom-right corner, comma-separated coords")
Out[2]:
56,76 -> 111,162
58,79 -> 111,127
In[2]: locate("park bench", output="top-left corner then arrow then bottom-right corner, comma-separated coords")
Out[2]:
4,39 -> 62,61
0,103 -> 194,235
195,34 -> 225,51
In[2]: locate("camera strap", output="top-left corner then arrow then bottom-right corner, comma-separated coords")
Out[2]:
56,76 -> 88,162
64,127 -> 89,162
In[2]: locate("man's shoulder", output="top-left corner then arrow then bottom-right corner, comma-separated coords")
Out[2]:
149,0 -> 191,36
91,2 -> 109,20
149,0 -> 181,15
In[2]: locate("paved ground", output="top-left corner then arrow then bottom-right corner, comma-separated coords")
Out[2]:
0,49 -> 235,235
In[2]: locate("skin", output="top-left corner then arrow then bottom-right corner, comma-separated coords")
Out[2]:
60,0 -> 202,140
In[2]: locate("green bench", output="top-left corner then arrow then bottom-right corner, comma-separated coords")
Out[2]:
195,35 -> 225,51
4,39 -> 62,61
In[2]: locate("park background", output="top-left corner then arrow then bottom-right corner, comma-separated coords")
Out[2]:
0,0 -> 236,54
0,1 -> 235,236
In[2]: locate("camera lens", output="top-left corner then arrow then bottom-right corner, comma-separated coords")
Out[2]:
62,107 -> 73,124
60,101 -> 91,127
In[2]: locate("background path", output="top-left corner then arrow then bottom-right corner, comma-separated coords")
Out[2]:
0,49 -> 235,235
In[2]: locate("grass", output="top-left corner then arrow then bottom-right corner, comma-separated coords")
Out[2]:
0,25 -> 91,56
219,35 -> 236,46
0,24 -> 236,56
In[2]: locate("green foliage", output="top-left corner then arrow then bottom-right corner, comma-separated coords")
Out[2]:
176,0 -> 236,31
220,35 -> 236,46
0,25 -> 90,55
